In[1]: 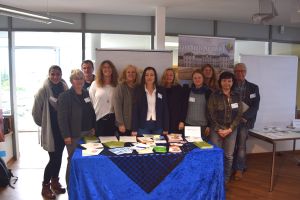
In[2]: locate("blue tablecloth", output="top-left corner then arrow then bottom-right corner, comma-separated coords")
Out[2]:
69,147 -> 225,200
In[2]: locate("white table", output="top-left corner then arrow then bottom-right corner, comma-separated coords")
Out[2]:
249,128 -> 300,192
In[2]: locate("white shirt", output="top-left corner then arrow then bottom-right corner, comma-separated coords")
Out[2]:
89,81 -> 115,121
145,87 -> 156,121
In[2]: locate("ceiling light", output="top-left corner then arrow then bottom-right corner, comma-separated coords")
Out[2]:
0,4 -> 74,25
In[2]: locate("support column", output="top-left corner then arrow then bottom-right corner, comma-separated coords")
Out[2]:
155,7 -> 166,50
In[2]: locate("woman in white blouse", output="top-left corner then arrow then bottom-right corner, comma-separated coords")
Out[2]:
89,60 -> 119,136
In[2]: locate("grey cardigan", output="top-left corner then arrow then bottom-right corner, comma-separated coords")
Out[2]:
32,79 -> 68,152
57,87 -> 96,139
112,83 -> 135,130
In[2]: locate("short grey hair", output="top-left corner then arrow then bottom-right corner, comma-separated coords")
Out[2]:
70,69 -> 84,82
234,63 -> 247,71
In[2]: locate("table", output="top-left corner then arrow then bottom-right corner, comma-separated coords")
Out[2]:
69,146 -> 225,200
249,128 -> 300,192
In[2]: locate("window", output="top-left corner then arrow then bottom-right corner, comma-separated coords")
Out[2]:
0,32 -> 10,115
234,40 -> 269,62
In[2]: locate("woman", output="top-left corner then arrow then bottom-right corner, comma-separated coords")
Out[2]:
112,65 -> 139,136
160,68 -> 185,134
32,65 -> 68,199
89,60 -> 118,136
183,69 -> 211,141
132,67 -> 169,136
57,69 -> 96,188
201,64 -> 218,92
208,71 -> 242,185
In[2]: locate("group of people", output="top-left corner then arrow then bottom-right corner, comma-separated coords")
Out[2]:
32,60 -> 260,199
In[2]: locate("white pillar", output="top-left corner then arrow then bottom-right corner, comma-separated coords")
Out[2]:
155,7 -> 166,50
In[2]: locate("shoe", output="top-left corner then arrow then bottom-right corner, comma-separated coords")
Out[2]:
51,177 -> 66,194
42,182 -> 56,199
234,170 -> 243,181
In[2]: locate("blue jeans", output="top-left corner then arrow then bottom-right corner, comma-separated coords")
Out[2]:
138,121 -> 163,136
210,129 -> 237,182
233,124 -> 248,171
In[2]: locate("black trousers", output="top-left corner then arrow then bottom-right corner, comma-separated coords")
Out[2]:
43,119 -> 65,184
96,113 -> 116,136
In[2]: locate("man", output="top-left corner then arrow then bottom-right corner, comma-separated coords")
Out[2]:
81,60 -> 95,90
233,63 -> 260,180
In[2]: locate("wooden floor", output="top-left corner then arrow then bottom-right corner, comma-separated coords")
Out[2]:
0,132 -> 300,200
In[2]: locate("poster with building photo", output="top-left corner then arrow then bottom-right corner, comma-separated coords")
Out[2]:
178,35 -> 235,80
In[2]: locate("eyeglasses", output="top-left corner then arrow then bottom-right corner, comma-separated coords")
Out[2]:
234,70 -> 246,73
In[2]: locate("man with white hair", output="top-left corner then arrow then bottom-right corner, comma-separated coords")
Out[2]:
233,63 -> 260,180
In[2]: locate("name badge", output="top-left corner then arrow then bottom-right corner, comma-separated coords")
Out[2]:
49,96 -> 57,103
157,93 -> 162,99
250,93 -> 256,99
84,97 -> 91,103
231,103 -> 238,109
189,97 -> 195,102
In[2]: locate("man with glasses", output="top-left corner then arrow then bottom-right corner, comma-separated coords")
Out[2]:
233,63 -> 260,180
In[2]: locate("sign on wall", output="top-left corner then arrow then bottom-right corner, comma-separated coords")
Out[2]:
178,35 -> 235,79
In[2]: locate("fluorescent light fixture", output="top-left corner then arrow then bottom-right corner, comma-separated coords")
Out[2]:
0,4 -> 74,25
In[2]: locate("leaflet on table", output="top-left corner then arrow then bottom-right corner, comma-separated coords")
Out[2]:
99,136 -> 118,143
136,147 -> 154,154
185,136 -> 203,142
82,148 -> 103,156
167,134 -> 183,143
119,136 -> 137,143
169,145 -> 182,153
109,147 -> 133,155
80,143 -> 103,149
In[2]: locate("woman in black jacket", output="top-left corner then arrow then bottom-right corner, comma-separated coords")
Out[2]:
132,67 -> 169,136
160,68 -> 185,134
57,69 -> 96,187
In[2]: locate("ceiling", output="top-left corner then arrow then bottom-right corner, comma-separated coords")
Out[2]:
1,0 -> 300,27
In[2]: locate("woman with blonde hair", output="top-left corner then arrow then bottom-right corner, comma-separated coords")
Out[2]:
160,68 -> 185,134
201,64 -> 218,91
57,69 -> 96,188
113,65 -> 139,136
89,60 -> 119,136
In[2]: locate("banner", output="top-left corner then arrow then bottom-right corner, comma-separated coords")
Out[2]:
178,35 -> 235,80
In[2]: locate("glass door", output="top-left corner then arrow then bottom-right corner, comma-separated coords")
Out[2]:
15,47 -> 58,132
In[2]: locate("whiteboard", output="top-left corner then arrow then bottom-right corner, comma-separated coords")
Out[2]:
95,49 -> 173,79
241,54 -> 299,152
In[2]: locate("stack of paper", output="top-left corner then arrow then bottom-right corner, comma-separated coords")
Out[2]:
83,136 -> 99,143
136,147 -> 153,154
169,145 -> 182,153
185,137 -> 203,142
102,141 -> 125,148
166,134 -> 183,143
153,146 -> 167,153
99,136 -> 118,143
137,137 -> 154,144
81,143 -> 103,149
119,136 -> 137,143
82,148 -> 103,156
193,141 -> 213,149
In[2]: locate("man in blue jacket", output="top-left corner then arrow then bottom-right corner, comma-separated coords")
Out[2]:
233,63 -> 260,180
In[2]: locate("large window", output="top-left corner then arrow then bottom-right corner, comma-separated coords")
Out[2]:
85,33 -> 151,61
0,32 -> 10,115
272,42 -> 300,110
14,32 -> 82,131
